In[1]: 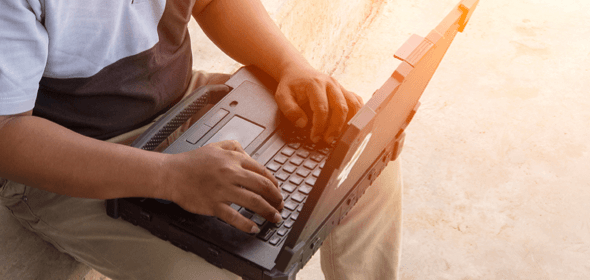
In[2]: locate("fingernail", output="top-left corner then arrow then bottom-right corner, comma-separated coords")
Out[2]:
251,225 -> 260,234
296,118 -> 307,128
274,212 -> 283,223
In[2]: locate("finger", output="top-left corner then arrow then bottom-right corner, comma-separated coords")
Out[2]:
275,83 -> 309,129
214,139 -> 245,153
355,92 -> 365,106
215,203 -> 261,234
341,86 -> 363,122
323,82 -> 349,143
229,187 -> 283,224
236,151 -> 279,187
234,165 -> 283,209
307,82 -> 330,143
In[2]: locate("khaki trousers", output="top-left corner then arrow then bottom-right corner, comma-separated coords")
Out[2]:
0,70 -> 402,280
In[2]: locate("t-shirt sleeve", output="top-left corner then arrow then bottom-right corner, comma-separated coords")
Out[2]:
0,0 -> 48,115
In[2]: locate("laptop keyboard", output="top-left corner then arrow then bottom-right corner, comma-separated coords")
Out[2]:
230,135 -> 332,246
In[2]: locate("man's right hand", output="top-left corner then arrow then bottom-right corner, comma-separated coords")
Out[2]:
161,140 -> 284,234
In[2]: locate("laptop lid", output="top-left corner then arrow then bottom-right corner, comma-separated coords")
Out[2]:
279,0 -> 479,259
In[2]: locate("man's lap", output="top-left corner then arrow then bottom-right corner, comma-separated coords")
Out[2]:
0,70 -> 403,280
0,177 -> 240,280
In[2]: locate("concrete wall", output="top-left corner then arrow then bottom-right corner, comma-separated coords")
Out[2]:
332,0 -> 590,279
189,0 -> 384,75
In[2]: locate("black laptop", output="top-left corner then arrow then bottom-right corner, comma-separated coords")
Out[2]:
107,1 -> 478,279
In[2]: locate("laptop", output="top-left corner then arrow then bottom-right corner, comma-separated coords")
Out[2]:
106,1 -> 478,279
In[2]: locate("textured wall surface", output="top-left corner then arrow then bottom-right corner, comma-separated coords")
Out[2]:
328,0 -> 590,279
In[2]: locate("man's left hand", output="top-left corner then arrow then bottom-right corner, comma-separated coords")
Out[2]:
274,64 -> 364,143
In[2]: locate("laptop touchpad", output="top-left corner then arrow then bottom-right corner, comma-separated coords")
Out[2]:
204,116 -> 264,149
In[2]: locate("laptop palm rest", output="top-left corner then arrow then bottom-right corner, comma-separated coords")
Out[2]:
164,80 -> 289,270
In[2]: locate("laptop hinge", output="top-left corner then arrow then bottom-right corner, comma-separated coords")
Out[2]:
274,240 -> 306,272
263,262 -> 300,280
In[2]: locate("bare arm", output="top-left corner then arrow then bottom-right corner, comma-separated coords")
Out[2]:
193,0 -> 307,82
0,111 -> 166,200
193,0 -> 363,143
0,112 -> 282,233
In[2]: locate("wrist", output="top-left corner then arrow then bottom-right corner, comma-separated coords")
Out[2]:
150,152 -> 176,202
275,59 -> 314,80
269,53 -> 316,82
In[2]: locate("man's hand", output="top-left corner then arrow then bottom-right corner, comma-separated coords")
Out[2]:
161,140 -> 283,234
275,64 -> 364,143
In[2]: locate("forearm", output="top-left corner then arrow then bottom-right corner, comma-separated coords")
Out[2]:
0,114 -> 167,200
193,0 -> 311,81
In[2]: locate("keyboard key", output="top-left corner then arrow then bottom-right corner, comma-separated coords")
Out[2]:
304,143 -> 316,150
280,191 -> 290,201
257,227 -> 276,241
291,211 -> 300,220
295,136 -> 305,142
320,160 -> 325,168
272,219 -> 284,228
287,142 -> 301,149
304,177 -> 316,187
299,184 -> 312,194
275,170 -> 290,181
291,192 -> 305,203
266,161 -> 281,172
318,147 -> 330,155
282,183 -> 297,193
281,147 -> 296,157
251,214 -> 266,226
296,168 -> 311,178
284,219 -> 295,228
239,208 -> 253,219
282,163 -> 297,174
296,149 -> 310,158
281,209 -> 291,220
289,156 -> 304,166
303,160 -> 318,170
284,200 -> 299,211
274,154 -> 289,164
230,203 -> 242,212
289,175 -> 304,186
310,153 -> 324,162
277,227 -> 289,236
312,169 -> 321,178
269,235 -> 281,245
297,204 -> 303,212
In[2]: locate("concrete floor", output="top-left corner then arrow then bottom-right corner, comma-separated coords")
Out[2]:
78,0 -> 589,279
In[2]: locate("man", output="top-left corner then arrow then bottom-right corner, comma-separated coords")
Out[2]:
0,0 -> 402,279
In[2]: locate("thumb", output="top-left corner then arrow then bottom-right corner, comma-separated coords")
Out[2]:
275,83 -> 309,128
214,140 -> 246,154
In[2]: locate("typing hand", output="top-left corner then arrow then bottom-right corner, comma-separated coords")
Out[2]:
274,64 -> 364,143
162,140 -> 283,234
